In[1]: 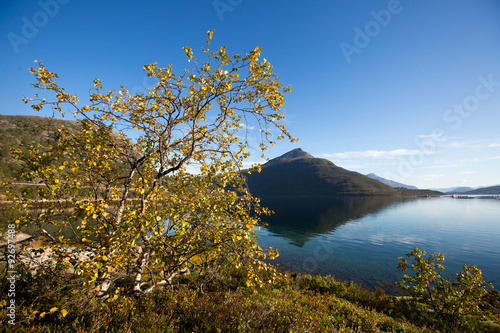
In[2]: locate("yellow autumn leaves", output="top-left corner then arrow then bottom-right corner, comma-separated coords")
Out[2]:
34,307 -> 68,318
17,29 -> 295,302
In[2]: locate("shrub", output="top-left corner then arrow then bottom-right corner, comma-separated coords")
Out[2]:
397,247 -> 494,320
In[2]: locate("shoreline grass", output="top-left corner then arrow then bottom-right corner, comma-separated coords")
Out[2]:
2,264 -> 499,332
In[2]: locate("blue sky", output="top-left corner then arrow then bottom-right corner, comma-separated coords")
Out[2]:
1,0 -> 500,189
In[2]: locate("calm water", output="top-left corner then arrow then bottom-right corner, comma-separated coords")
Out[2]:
256,196 -> 500,292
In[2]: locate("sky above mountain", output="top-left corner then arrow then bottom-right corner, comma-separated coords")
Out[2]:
1,0 -> 500,189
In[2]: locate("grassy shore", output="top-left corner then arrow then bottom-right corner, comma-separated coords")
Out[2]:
2,264 -> 500,332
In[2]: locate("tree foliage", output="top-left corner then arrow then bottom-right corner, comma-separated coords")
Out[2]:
9,30 -> 296,304
397,247 -> 493,320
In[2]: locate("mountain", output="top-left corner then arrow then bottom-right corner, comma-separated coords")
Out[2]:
365,173 -> 418,189
0,114 -> 80,180
430,186 -> 475,193
264,148 -> 314,166
245,149 -> 442,197
444,187 -> 476,194
459,185 -> 500,195
0,114 -> 133,182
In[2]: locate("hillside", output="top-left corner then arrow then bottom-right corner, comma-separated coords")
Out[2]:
245,149 -> 441,197
366,173 -> 418,189
0,114 -> 134,185
0,114 -> 81,180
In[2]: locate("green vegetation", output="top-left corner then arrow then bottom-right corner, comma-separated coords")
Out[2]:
397,247 -> 495,324
0,114 -> 134,201
1,262 -> 499,332
0,115 -> 80,182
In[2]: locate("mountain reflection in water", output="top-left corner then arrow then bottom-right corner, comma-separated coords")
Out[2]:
259,196 -> 407,247
256,196 -> 500,292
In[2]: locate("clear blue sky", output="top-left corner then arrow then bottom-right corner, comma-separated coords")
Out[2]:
1,0 -> 500,189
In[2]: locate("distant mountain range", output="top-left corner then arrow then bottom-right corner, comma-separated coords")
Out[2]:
365,173 -> 418,190
430,185 -> 500,194
431,186 -> 477,193
454,185 -> 500,195
245,148 -> 441,197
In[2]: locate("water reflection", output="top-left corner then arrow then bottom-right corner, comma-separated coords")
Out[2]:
256,196 -> 500,292
259,196 -> 408,247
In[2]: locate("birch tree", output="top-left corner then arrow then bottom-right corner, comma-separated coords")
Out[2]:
14,30 -> 296,300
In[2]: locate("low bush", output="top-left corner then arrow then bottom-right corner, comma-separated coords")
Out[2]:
397,247 -> 497,328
